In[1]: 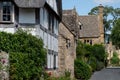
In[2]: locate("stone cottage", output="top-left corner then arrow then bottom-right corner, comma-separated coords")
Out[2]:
63,5 -> 104,45
0,0 -> 62,75
58,22 -> 76,77
79,5 -> 104,45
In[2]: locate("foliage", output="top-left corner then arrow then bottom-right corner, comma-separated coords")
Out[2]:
74,59 -> 92,80
76,41 -> 106,73
111,19 -> 120,48
46,70 -> 73,80
88,6 -> 120,32
0,30 -> 46,79
96,61 -> 105,71
110,52 -> 120,65
88,6 -> 120,43
88,56 -> 97,72
76,41 -> 90,62
64,69 -> 71,78
92,44 -> 106,62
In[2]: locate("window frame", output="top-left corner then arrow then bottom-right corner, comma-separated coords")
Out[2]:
0,1 -> 14,23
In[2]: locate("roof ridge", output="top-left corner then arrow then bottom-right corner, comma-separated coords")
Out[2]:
79,15 -> 98,17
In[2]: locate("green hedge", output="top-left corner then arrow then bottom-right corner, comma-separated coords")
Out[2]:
0,30 -> 46,79
74,59 -> 92,80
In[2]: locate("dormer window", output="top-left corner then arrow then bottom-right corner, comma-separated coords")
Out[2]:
79,22 -> 82,30
0,2 -> 14,23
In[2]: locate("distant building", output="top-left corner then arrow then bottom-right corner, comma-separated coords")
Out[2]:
0,0 -> 62,74
79,5 -> 104,45
63,5 -> 104,45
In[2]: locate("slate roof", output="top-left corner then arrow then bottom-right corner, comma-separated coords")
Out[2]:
79,15 -> 100,38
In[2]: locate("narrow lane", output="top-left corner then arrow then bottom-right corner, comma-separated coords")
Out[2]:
90,68 -> 120,80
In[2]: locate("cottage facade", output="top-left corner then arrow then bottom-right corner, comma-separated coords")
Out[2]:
0,0 -> 62,74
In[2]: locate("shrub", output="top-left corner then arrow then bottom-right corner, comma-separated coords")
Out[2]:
0,30 -> 46,79
64,69 -> 71,78
92,44 -> 106,62
111,52 -> 120,65
74,59 -> 92,80
88,57 -> 97,72
96,61 -> 104,71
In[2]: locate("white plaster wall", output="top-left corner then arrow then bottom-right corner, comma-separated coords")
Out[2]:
21,27 -> 36,36
19,8 -> 35,24
0,28 -> 15,34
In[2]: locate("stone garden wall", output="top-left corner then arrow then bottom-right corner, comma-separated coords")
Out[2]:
0,51 -> 9,80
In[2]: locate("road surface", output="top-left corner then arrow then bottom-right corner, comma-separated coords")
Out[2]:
90,68 -> 120,80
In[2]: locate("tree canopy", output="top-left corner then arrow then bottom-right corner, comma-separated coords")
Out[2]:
88,6 -> 120,43
111,18 -> 120,48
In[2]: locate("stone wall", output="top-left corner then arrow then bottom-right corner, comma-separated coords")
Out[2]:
0,51 -> 9,80
106,42 -> 120,65
58,22 -> 76,78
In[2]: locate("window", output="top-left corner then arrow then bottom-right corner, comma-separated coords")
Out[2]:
80,25 -> 82,30
84,39 -> 92,45
40,8 -> 58,34
90,40 -> 92,45
47,51 -> 58,69
0,1 -> 14,22
66,39 -> 71,48
84,40 -> 86,44
79,22 -> 82,30
40,8 -> 44,26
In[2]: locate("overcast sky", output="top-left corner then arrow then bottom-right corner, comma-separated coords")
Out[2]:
62,0 -> 120,15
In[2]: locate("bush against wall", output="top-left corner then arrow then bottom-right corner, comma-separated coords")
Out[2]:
75,41 -> 106,79
110,52 -> 120,66
0,30 -> 46,79
74,59 -> 92,80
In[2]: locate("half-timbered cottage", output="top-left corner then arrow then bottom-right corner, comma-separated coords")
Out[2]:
0,0 -> 62,75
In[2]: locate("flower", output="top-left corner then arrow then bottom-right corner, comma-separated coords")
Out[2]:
48,72 -> 52,76
1,58 -> 6,64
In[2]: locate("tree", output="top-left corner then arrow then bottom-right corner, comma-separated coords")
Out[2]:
111,18 -> 120,48
89,6 -> 114,32
89,6 -> 120,43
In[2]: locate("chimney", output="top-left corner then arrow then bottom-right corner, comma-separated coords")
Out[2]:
98,4 -> 104,43
98,4 -> 104,33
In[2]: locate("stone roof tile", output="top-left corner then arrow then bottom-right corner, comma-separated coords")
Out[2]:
79,15 -> 100,38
